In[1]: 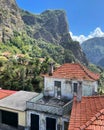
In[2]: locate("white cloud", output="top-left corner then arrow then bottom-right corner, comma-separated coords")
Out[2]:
70,27 -> 104,44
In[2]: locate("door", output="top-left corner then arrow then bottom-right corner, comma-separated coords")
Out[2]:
46,117 -> 56,130
31,114 -> 39,130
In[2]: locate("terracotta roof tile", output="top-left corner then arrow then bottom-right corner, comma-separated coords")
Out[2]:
68,96 -> 104,130
44,63 -> 100,81
0,89 -> 16,99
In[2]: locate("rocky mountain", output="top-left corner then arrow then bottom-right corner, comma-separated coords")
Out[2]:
0,0 -> 24,42
0,0 -> 88,65
81,37 -> 104,67
21,10 -> 71,44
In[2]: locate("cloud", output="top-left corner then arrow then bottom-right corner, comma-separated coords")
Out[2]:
70,27 -> 104,44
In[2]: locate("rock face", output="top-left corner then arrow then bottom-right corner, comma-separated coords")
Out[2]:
21,9 -> 88,65
0,0 -> 24,42
0,0 -> 88,65
22,10 -> 71,44
81,37 -> 104,67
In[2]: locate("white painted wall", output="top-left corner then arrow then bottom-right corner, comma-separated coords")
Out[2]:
44,77 -> 73,99
44,77 -> 98,98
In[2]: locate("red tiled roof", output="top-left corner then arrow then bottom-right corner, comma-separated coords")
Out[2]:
0,89 -> 16,99
44,63 -> 100,81
68,96 -> 104,130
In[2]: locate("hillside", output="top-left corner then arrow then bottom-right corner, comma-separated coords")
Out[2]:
0,0 -> 88,65
81,37 -> 104,67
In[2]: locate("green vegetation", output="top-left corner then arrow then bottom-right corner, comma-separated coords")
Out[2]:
1,31 -> 76,64
0,29 -> 78,92
0,55 -> 50,92
98,72 -> 104,94
88,64 -> 104,95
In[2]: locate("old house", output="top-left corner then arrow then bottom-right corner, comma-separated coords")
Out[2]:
44,63 -> 99,99
68,96 -> 104,130
26,63 -> 100,130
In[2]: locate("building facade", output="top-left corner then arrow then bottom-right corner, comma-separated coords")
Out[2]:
0,63 -> 100,130
44,63 -> 99,100
26,63 -> 99,130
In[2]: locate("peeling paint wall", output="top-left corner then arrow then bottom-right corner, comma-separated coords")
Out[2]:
44,77 -> 98,98
26,110 -> 69,130
44,77 -> 73,99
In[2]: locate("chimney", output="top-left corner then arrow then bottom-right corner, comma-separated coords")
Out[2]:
77,81 -> 82,102
49,63 -> 54,76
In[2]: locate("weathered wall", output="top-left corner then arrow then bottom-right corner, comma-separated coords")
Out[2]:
44,77 -> 73,99
44,77 -> 98,98
26,110 -> 69,130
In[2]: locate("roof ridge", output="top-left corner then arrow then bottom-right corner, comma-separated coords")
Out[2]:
79,64 -> 99,81
80,109 -> 104,130
82,95 -> 104,98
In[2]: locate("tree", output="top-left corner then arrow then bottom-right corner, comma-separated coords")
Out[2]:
98,72 -> 104,95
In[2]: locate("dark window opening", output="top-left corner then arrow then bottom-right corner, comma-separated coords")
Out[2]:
46,117 -> 56,130
1,110 -> 18,128
31,114 -> 39,130
54,81 -> 61,97
73,83 -> 77,93
54,81 -> 61,87
64,121 -> 69,130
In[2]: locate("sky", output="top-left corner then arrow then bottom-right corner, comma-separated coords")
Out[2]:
16,0 -> 104,43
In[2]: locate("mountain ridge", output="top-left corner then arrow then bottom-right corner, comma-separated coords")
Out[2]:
81,37 -> 104,67
0,0 -> 88,65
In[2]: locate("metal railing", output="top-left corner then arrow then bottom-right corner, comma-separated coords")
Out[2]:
62,100 -> 73,115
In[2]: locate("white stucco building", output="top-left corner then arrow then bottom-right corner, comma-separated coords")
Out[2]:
44,63 -> 100,100
26,63 -> 100,130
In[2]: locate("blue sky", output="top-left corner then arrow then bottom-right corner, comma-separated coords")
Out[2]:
16,0 -> 104,43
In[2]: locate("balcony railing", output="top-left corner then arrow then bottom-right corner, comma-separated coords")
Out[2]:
26,94 -> 73,116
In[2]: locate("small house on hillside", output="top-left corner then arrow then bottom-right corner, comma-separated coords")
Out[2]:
44,63 -> 100,100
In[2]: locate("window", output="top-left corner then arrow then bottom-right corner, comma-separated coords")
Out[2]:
73,83 -> 77,93
1,110 -> 18,128
54,81 -> 61,87
54,81 -> 61,97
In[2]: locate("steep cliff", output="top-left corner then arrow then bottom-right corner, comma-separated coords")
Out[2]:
0,0 -> 24,42
21,10 -> 71,44
21,9 -> 88,64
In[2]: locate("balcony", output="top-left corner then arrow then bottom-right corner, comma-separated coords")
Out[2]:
26,93 -> 73,116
